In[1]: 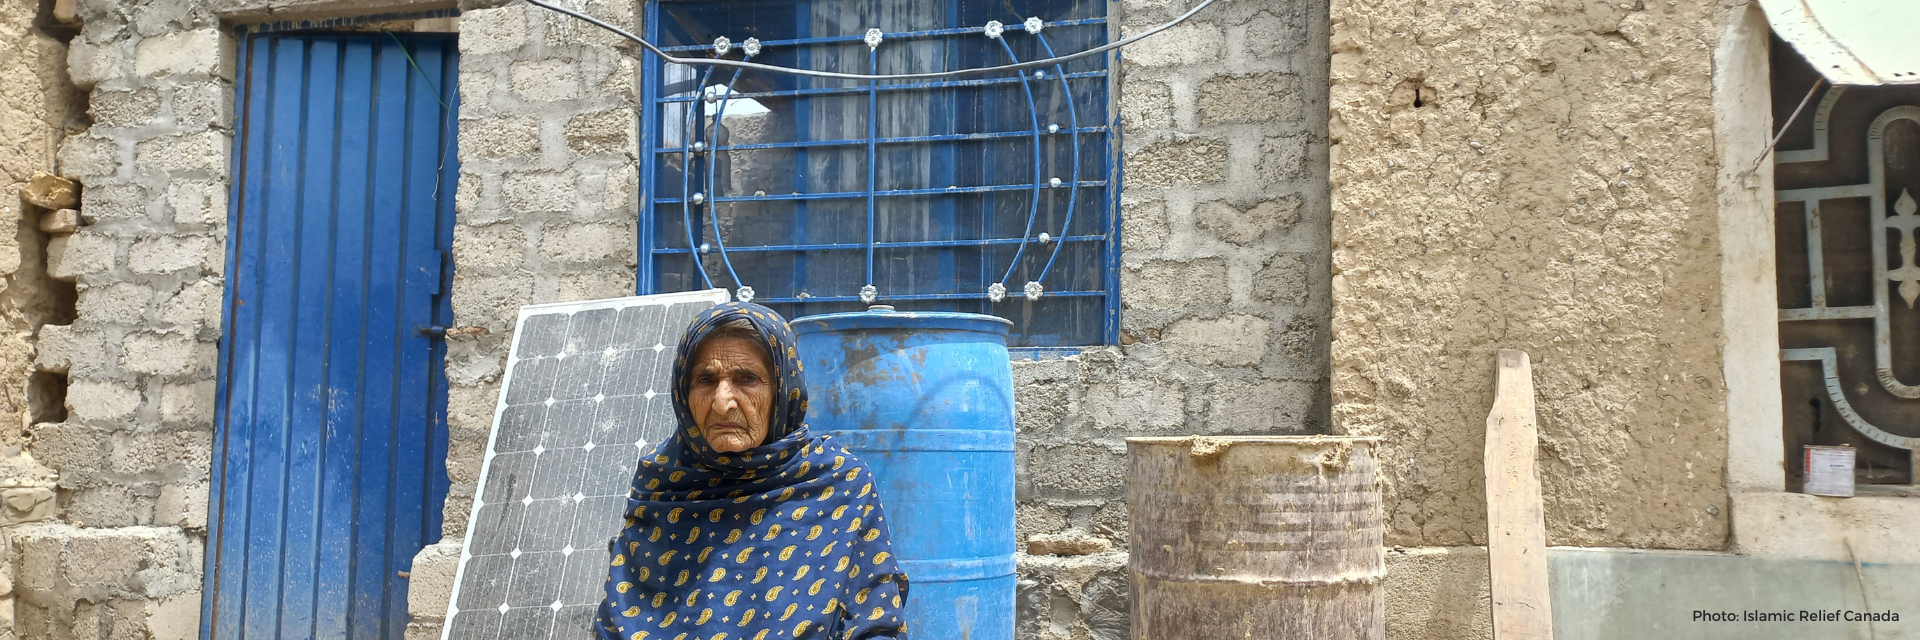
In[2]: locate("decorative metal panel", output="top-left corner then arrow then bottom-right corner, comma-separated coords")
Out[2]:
1772,41 -> 1920,488
442,290 -> 729,640
639,0 -> 1119,348
205,32 -> 458,639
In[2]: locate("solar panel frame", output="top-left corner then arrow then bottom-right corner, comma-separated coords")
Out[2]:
443,289 -> 730,640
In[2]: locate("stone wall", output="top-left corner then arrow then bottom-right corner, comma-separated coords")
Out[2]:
1327,0 -> 1729,551
1010,0 -> 1331,637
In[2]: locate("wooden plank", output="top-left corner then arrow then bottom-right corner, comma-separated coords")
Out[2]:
1485,349 -> 1554,640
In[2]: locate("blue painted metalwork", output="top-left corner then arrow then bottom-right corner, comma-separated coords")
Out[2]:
993,36 -> 1045,290
653,17 -> 1108,51
1102,28 -> 1124,346
790,308 -> 1017,640
755,289 -> 1106,305
636,0 -> 663,293
652,234 -> 1105,254
204,32 -> 456,640
709,66 -> 749,291
792,5 -> 814,310
639,0 -> 1118,348
865,46 -> 879,291
681,63 -> 718,290
652,180 -> 1108,204
653,71 -> 1109,103
1034,34 -> 1081,284
655,125 -> 1110,154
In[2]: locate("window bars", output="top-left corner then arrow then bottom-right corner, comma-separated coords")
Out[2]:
639,0 -> 1119,347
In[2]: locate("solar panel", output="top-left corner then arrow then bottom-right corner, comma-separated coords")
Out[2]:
443,289 -> 730,640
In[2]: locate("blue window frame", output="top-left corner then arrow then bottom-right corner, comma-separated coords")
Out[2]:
638,0 -> 1120,348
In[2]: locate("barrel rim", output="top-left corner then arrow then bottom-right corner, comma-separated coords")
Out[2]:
790,310 -> 1014,336
1125,435 -> 1383,446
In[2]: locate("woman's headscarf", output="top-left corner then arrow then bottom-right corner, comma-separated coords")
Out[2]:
596,302 -> 910,640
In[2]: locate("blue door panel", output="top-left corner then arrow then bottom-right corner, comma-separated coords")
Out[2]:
316,39 -> 376,640
205,32 -> 458,640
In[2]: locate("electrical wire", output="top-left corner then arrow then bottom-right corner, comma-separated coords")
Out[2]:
522,0 -> 1221,81
1748,77 -> 1824,177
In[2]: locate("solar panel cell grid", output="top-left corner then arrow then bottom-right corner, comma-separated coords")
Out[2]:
444,290 -> 728,640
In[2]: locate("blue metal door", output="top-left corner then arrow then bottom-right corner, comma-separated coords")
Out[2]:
204,32 -> 457,640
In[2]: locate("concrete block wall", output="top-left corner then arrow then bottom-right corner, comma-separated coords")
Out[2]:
1,0 -> 1330,637
1009,0 -> 1330,637
39,4 -> 229,527
11,524 -> 202,640
12,0 -> 231,633
408,0 -> 641,637
410,3 -> 1332,640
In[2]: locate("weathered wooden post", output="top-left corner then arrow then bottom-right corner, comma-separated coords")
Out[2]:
1128,436 -> 1385,640
1484,349 -> 1554,640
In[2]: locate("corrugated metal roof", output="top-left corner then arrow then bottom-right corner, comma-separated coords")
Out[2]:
1760,0 -> 1920,86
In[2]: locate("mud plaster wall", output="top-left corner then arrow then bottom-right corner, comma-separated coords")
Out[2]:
2,0 -> 86,455
0,0 -> 88,637
1327,0 -> 1730,549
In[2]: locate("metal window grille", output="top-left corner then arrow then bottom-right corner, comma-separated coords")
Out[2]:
638,0 -> 1119,348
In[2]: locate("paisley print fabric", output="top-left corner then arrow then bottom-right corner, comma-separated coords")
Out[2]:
596,302 -> 910,640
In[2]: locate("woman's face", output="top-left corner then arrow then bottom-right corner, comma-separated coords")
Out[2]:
687,335 -> 776,453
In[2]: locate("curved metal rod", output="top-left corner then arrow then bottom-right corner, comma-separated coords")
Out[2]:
706,67 -> 747,289
681,63 -> 717,289
1783,347 -> 1919,450
864,46 -> 878,290
996,36 -> 1044,288
1033,34 -> 1081,285
523,0 -> 1220,81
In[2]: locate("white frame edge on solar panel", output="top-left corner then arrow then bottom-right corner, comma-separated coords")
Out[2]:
513,288 -> 735,315
443,288 -> 731,640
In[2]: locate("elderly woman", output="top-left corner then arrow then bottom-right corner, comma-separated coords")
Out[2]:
596,302 -> 910,640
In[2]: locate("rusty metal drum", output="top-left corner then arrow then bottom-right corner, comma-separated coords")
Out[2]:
1127,436 -> 1384,640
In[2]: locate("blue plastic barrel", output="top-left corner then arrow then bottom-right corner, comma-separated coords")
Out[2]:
790,307 -> 1015,640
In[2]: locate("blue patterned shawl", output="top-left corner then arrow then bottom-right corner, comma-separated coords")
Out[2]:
596,302 -> 909,640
